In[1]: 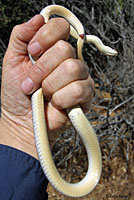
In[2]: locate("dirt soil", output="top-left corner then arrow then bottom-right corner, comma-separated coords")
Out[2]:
47,140 -> 134,200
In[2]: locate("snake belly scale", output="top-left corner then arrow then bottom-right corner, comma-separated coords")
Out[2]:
31,5 -> 117,198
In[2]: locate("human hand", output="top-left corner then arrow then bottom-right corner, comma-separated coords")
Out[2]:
0,15 -> 94,158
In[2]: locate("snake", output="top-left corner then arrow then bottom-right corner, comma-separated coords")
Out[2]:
30,5 -> 117,198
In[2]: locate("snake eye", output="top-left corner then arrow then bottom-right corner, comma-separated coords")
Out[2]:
79,34 -> 85,39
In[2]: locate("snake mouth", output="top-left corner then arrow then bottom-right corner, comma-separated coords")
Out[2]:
104,47 -> 118,56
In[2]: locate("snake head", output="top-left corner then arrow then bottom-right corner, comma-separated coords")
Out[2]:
103,46 -> 118,56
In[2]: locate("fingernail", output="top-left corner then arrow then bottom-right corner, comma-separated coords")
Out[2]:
21,77 -> 34,94
28,41 -> 42,55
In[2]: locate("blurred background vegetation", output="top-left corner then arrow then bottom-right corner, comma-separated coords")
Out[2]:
0,0 -> 134,199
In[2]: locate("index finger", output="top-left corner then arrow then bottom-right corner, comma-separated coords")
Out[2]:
28,17 -> 70,57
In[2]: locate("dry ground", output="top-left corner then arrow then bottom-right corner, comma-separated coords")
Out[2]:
46,86 -> 134,200
47,139 -> 134,200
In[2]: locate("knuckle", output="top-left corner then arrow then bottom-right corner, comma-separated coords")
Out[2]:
52,93 -> 63,108
12,24 -> 29,42
50,18 -> 70,32
72,82 -> 84,99
56,18 -> 70,34
65,59 -> 80,76
41,24 -> 52,39
56,40 -> 69,51
43,18 -> 70,40
31,62 -> 46,79
56,40 -> 74,57
12,25 -> 21,37
12,24 -> 20,32
42,78 -> 54,97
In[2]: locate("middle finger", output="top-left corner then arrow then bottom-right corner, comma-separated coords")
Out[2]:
42,58 -> 89,100
23,40 -> 75,94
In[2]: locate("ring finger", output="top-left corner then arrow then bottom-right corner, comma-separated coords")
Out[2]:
42,58 -> 89,100
50,76 -> 94,111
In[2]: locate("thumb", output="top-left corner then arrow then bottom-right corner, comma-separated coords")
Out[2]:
8,15 -> 44,55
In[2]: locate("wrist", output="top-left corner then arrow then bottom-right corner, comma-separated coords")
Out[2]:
0,109 -> 38,159
0,108 -> 56,159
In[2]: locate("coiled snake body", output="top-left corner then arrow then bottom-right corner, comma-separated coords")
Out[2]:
30,5 -> 117,198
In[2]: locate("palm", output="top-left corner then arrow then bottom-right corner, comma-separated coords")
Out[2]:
1,54 -> 67,132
